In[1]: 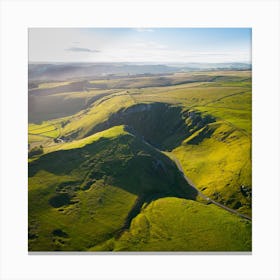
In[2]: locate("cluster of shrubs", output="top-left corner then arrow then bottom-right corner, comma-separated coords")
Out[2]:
61,120 -> 70,128
28,145 -> 43,158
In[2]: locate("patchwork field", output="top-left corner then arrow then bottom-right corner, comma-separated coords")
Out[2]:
28,70 -> 252,251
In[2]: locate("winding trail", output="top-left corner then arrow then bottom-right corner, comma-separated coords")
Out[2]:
172,156 -> 252,221
139,135 -> 252,221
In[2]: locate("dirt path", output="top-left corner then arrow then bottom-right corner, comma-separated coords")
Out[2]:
171,156 -> 251,220
139,135 -> 252,221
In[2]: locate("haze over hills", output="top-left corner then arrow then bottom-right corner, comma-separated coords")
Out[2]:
28,65 -> 252,251
28,62 -> 251,81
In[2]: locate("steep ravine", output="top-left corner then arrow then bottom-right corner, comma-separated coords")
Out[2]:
85,102 -> 215,150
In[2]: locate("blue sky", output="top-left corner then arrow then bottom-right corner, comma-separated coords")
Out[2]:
29,28 -> 251,63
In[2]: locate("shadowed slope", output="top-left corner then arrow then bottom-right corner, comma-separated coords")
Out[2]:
28,126 -> 197,251
85,102 -> 215,150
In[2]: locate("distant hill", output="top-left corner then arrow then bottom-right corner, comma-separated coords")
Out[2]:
28,62 -> 251,81
28,63 -> 179,81
168,62 -> 251,70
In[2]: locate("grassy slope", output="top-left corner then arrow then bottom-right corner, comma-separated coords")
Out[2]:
171,80 -> 252,215
29,88 -> 118,123
29,123 -> 60,138
173,122 -> 251,215
43,125 -> 127,153
60,93 -> 135,138
29,126 -> 196,251
92,197 -> 251,252
28,71 -> 252,251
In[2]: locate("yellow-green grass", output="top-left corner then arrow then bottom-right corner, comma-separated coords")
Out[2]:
28,134 -> 50,143
29,129 -> 196,251
92,197 -> 251,251
29,173 -> 137,251
88,71 -> 251,90
44,125 -> 128,154
173,122 -> 251,216
28,71 -> 252,251
201,80 -> 251,88
29,72 -> 252,141
29,89 -> 117,123
134,85 -> 249,108
49,89 -> 116,99
28,123 -> 60,138
203,90 -> 251,110
189,70 -> 251,77
29,123 -> 57,133
29,75 -> 252,215
89,75 -> 193,89
61,94 -> 136,139
196,106 -> 251,134
36,81 -> 71,89
59,83 -> 250,141
28,132 -> 139,251
194,89 -> 252,134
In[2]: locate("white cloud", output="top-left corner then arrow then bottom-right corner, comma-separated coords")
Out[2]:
65,47 -> 100,53
29,28 -> 251,63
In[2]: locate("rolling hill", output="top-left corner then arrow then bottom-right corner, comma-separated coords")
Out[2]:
28,68 -> 252,251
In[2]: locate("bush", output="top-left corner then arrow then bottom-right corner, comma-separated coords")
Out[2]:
28,146 -> 43,157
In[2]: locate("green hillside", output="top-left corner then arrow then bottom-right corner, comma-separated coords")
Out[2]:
101,197 -> 251,252
28,70 -> 252,251
29,126 -> 197,251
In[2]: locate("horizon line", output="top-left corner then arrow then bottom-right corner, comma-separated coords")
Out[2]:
28,61 -> 252,64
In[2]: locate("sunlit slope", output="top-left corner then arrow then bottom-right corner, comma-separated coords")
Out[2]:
92,197 -> 251,252
29,75 -> 252,216
29,86 -> 118,123
28,126 -> 197,251
43,125 -> 127,153
55,94 -> 251,216
32,72 -> 250,137
59,93 -> 136,140
173,122 -> 251,216
28,71 -> 252,251
171,81 -> 252,216
29,71 -> 251,140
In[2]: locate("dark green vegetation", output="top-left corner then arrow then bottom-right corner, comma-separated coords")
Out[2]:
28,145 -> 43,158
28,68 -> 252,251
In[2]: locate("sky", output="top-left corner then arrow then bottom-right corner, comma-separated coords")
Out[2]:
29,28 -> 251,63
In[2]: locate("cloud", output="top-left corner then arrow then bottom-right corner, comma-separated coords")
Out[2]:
65,47 -> 100,53
135,28 -> 154,33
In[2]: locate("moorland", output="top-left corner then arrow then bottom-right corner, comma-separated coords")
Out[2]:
28,63 -> 252,251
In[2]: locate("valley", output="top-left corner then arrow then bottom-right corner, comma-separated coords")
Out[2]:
28,67 -> 252,252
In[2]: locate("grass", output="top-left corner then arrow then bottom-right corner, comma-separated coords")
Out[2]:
36,81 -> 71,89
28,131 -> 138,251
28,70 -> 252,251
92,197 -> 251,251
173,121 -> 251,216
29,89 -> 117,123
60,93 -> 136,139
29,123 -> 60,138
29,127 -> 197,251
29,176 -> 137,251
44,125 -> 127,154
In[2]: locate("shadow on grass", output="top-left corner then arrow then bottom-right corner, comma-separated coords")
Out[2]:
85,102 -> 215,151
29,133 -> 198,236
